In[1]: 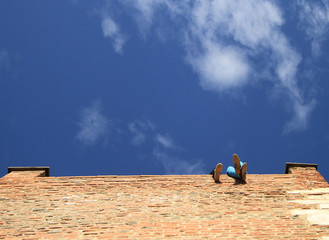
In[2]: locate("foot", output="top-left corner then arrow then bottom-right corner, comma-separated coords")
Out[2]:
232,154 -> 241,175
240,162 -> 247,181
214,163 -> 223,182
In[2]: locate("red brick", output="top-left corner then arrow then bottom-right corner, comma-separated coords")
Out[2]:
0,166 -> 328,239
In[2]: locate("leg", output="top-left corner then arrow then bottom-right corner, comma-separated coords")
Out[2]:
214,163 -> 223,182
226,166 -> 241,179
227,160 -> 247,180
240,162 -> 247,181
210,168 -> 215,178
233,154 -> 241,175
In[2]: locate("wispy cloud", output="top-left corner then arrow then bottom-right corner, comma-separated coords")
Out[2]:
127,0 -> 283,91
155,134 -> 175,149
128,119 -> 156,146
128,118 -> 204,174
0,49 -> 21,79
76,101 -> 110,145
97,0 -> 318,132
0,49 -> 10,71
184,0 -> 314,132
101,16 -> 125,54
153,148 -> 204,174
128,122 -> 146,146
283,99 -> 316,134
185,42 -> 250,91
153,132 -> 204,174
128,0 -> 185,37
297,0 -> 329,57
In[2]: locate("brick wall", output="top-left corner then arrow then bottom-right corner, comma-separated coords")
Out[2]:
0,165 -> 329,239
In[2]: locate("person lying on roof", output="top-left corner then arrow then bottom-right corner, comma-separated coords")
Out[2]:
210,153 -> 247,183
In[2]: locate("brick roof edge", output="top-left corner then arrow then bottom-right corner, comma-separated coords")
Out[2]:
4,163 -> 319,177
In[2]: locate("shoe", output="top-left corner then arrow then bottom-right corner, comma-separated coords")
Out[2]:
240,162 -> 247,181
214,163 -> 223,182
233,154 -> 241,175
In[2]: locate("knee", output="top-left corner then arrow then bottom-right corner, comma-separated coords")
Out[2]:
226,166 -> 239,179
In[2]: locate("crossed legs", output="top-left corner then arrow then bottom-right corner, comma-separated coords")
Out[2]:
212,154 -> 247,182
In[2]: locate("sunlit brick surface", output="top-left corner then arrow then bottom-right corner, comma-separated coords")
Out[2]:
0,167 -> 328,239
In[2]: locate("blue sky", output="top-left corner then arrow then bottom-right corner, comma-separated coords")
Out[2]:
1,0 -> 329,180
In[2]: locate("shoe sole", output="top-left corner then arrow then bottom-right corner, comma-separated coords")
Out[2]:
214,163 -> 223,182
240,163 -> 247,181
233,154 -> 240,175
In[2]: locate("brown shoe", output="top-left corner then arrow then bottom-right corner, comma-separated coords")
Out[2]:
233,154 -> 241,175
214,163 -> 223,182
240,162 -> 247,181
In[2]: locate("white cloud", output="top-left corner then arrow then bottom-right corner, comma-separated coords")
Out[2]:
101,17 -> 125,54
128,0 -> 185,36
218,1 -> 283,48
76,101 -> 109,145
128,119 -> 156,146
153,132 -> 204,174
297,0 -> 329,57
182,0 -> 283,92
128,118 -> 203,174
185,0 -> 315,131
0,49 -> 10,70
283,100 -> 316,134
98,0 -> 317,132
130,0 -> 156,34
153,148 -> 204,174
0,49 -> 21,79
186,42 -> 250,91
128,122 -> 146,146
155,134 -> 175,149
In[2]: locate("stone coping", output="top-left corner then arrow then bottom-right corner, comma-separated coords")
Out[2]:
8,167 -> 50,177
285,162 -> 318,174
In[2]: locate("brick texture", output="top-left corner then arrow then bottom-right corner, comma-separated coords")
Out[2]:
0,166 -> 329,239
